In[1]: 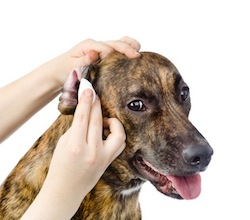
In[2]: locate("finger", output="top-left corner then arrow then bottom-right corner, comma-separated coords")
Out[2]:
73,39 -> 113,59
70,89 -> 94,143
103,117 -> 111,138
103,118 -> 126,162
86,96 -> 103,145
88,49 -> 99,62
119,36 -> 141,51
81,50 -> 100,66
74,50 -> 99,69
104,39 -> 141,59
72,37 -> 141,68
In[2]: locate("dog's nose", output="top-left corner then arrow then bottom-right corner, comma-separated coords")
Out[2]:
182,144 -> 213,171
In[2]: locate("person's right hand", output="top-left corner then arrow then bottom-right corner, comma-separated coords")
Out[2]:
21,89 -> 126,220
51,89 -> 126,195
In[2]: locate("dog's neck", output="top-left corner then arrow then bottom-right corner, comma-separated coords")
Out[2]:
79,160 -> 144,219
72,178 -> 143,219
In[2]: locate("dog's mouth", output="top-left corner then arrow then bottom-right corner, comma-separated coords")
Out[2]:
132,155 -> 201,200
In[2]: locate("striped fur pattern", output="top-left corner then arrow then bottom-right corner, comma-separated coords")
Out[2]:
0,52 -> 212,219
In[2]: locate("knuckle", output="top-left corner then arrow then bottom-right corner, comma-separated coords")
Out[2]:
116,131 -> 126,142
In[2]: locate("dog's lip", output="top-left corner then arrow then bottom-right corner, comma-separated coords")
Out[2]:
133,155 -> 201,200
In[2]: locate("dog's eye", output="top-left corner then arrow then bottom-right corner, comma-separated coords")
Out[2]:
180,86 -> 190,102
127,100 -> 145,111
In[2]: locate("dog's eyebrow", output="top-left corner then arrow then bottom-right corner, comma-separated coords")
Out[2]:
174,73 -> 184,91
129,90 -> 159,106
174,72 -> 182,85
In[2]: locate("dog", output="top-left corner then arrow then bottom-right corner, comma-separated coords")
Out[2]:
0,51 -> 213,219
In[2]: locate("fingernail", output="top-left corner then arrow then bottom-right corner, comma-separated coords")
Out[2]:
84,89 -> 93,96
133,51 -> 141,58
79,79 -> 96,104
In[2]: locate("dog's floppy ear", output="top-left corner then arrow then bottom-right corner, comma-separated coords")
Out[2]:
85,61 -> 100,85
58,62 -> 101,115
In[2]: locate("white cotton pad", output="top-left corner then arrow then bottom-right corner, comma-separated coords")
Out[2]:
78,78 -> 96,104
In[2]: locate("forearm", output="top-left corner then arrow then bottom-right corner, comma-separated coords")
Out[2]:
0,54 -> 67,143
0,37 -> 141,142
20,179 -> 87,220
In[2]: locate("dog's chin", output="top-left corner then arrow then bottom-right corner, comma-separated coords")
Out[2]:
132,154 -> 202,200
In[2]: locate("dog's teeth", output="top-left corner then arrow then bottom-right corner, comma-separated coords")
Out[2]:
172,189 -> 179,195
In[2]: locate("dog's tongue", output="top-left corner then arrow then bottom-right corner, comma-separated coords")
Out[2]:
168,174 -> 201,200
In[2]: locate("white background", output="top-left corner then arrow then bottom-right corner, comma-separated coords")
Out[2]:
0,0 -> 249,219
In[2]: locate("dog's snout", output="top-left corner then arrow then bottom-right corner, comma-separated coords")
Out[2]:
182,144 -> 213,171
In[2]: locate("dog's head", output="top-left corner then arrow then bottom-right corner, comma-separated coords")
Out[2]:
87,51 -> 213,200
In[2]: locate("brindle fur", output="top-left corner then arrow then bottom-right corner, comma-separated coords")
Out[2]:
0,52 -> 212,219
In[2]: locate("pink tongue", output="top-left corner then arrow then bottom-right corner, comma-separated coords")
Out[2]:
167,173 -> 201,200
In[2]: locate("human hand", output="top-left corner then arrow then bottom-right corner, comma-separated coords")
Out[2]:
38,89 -> 125,218
53,89 -> 126,188
50,36 -> 141,85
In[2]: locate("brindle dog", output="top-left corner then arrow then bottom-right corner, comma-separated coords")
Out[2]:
0,52 -> 213,219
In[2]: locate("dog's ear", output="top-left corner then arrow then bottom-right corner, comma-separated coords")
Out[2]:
58,62 -> 101,115
85,61 -> 100,84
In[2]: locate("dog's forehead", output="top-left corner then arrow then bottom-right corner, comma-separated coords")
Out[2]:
100,51 -> 180,82
90,51 -> 184,102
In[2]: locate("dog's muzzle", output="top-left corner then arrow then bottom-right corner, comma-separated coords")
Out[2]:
132,143 -> 213,200
182,143 -> 213,172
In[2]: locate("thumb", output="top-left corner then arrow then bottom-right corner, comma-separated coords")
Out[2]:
103,118 -> 126,162
75,50 -> 99,75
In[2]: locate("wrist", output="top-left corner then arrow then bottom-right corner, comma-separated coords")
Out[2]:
21,177 -> 86,220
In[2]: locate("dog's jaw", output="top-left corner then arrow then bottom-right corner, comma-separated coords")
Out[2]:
132,154 -> 202,200
132,154 -> 181,199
